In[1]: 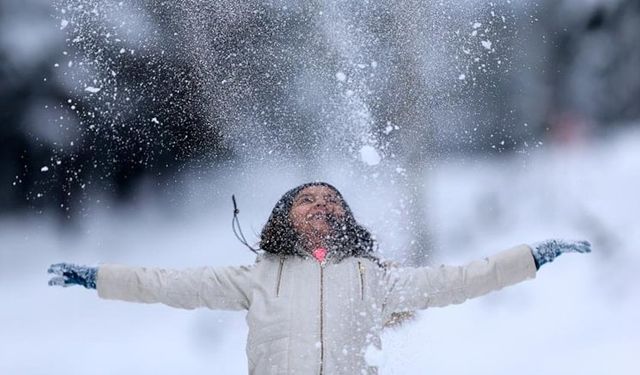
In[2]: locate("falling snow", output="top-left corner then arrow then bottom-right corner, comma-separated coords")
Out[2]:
359,145 -> 381,166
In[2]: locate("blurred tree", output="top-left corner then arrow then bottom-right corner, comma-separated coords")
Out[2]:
519,0 -> 640,140
1,0 -> 231,217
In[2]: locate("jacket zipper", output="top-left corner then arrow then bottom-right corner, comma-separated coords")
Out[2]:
357,261 -> 365,300
319,262 -> 325,375
275,257 -> 285,297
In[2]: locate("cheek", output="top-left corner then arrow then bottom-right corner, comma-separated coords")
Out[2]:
290,209 -> 306,229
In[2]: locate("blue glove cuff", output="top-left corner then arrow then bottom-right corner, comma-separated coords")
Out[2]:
84,267 -> 98,289
530,240 -> 562,269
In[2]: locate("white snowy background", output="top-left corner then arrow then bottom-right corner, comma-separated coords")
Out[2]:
1,0 -> 639,374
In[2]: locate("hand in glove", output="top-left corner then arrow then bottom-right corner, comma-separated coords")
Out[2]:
48,263 -> 97,289
530,239 -> 591,270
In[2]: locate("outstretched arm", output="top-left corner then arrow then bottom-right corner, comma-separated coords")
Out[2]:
383,239 -> 591,314
48,263 -> 255,311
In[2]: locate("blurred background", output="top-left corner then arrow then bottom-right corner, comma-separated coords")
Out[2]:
1,0 -> 638,374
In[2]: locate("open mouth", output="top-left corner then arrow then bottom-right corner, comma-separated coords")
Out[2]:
308,212 -> 328,221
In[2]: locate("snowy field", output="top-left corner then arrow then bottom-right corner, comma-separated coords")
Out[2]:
1,127 -> 639,374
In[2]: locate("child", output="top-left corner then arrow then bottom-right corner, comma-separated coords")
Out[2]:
48,181 -> 591,374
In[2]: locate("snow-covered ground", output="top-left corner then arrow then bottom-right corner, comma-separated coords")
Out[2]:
1,127 -> 639,374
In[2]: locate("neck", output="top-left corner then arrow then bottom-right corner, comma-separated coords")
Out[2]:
301,234 -> 330,252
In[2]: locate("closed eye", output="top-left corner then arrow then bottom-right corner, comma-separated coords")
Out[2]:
325,196 -> 340,204
295,195 -> 314,204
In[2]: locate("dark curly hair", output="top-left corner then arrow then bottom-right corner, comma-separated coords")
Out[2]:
259,182 -> 380,264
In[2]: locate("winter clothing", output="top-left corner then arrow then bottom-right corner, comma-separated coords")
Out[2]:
48,263 -> 97,289
530,239 -> 591,269
96,244 -> 537,374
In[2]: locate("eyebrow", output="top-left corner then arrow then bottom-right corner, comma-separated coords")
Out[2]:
294,193 -> 340,202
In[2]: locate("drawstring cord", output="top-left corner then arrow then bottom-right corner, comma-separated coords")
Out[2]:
232,195 -> 259,254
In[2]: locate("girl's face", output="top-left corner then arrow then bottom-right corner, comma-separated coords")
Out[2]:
289,185 -> 346,244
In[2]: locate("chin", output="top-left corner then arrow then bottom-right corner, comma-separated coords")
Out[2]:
307,225 -> 331,237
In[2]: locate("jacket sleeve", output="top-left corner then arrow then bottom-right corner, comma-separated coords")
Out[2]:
96,264 -> 254,310
383,244 -> 537,313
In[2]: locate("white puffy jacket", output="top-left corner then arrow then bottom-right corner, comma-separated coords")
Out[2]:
97,244 -> 537,374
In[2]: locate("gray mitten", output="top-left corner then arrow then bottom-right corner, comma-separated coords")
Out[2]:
530,239 -> 591,270
48,263 -> 97,289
